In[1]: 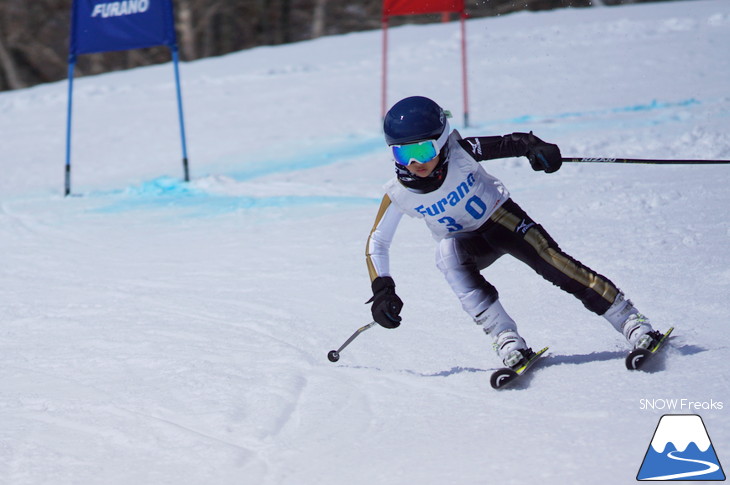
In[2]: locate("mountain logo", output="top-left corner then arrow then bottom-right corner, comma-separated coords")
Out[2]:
637,414 -> 726,481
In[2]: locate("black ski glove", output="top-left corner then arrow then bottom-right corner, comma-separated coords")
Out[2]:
367,276 -> 403,329
520,132 -> 562,173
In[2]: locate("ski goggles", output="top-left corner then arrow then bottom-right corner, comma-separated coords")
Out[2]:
391,140 -> 440,166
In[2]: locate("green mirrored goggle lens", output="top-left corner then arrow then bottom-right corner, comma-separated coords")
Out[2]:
391,140 -> 439,166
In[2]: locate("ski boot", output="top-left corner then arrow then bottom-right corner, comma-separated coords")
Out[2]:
494,329 -> 531,369
623,313 -> 660,350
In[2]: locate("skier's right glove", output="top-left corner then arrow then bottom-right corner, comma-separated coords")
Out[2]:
367,276 -> 403,329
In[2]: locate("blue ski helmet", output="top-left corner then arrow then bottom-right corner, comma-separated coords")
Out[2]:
384,96 -> 448,146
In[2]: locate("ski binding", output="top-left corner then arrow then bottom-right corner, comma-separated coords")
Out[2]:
625,327 -> 674,370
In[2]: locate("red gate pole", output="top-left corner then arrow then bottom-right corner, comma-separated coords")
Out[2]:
381,14 -> 390,121
460,9 -> 469,127
381,0 -> 469,125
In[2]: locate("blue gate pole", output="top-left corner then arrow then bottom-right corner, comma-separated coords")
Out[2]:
64,56 -> 76,196
171,46 -> 190,182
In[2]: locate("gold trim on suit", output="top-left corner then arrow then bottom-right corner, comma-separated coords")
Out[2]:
366,195 -> 393,282
489,206 -> 618,304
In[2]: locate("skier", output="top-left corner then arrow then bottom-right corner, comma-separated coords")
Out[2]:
366,95 -> 663,369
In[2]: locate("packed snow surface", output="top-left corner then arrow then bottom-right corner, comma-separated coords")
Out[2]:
1,1 -> 728,484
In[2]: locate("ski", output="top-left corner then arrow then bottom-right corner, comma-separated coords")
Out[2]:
625,327 -> 674,370
490,346 -> 549,390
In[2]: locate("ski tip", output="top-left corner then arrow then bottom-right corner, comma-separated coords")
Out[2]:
535,346 -> 549,356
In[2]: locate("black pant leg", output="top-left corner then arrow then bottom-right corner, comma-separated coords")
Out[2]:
481,199 -> 619,315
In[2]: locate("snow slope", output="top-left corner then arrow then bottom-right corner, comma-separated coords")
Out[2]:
1,1 -> 729,484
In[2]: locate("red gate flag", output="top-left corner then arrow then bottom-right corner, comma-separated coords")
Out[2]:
383,0 -> 465,16
381,0 -> 469,126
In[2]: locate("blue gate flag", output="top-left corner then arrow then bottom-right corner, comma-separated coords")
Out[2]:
70,0 -> 177,55
65,0 -> 189,196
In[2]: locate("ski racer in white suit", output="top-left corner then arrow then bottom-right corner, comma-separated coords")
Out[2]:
366,96 -> 662,369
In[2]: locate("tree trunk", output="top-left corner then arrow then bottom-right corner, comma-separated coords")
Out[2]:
311,0 -> 328,39
0,26 -> 25,89
177,0 -> 197,60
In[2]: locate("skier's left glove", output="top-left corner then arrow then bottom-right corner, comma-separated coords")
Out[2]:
523,132 -> 562,173
367,276 -> 403,329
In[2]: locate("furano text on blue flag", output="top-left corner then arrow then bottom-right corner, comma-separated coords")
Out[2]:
92,0 -> 150,18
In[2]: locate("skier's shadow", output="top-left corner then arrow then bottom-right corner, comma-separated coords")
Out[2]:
545,343 -> 706,373
545,350 -> 626,367
367,343 -> 706,379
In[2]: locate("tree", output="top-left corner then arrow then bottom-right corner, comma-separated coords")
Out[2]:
0,0 -> 671,92
0,24 -> 25,90
311,0 -> 328,39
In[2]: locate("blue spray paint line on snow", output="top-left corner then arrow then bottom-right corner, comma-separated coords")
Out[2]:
509,98 -> 700,124
123,176 -> 201,197
82,134 -> 388,215
224,136 -> 385,182
87,176 -> 380,215
82,176 -> 202,201
91,193 -> 380,215
473,98 -> 703,131
83,97 -> 710,215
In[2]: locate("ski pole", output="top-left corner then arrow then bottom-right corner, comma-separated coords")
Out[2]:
562,157 -> 730,165
327,320 -> 377,362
